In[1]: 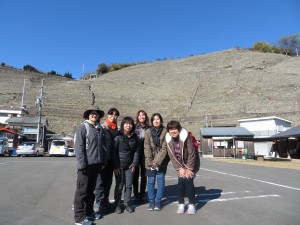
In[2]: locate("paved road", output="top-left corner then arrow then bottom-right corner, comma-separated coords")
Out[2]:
0,157 -> 299,225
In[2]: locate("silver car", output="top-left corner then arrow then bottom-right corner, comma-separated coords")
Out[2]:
16,142 -> 44,157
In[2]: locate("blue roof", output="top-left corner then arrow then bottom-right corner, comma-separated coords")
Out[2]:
200,127 -> 254,137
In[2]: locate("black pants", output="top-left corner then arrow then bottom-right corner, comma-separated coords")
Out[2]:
133,164 -> 147,197
74,164 -> 102,223
114,168 -> 134,205
177,177 -> 195,204
95,160 -> 113,205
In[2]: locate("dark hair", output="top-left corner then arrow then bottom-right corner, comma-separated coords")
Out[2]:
151,113 -> 163,125
136,110 -> 150,127
166,120 -> 182,132
107,107 -> 120,116
120,116 -> 135,134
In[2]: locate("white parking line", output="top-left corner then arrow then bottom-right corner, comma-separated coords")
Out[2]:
0,161 -> 9,165
197,194 -> 281,203
202,168 -> 300,191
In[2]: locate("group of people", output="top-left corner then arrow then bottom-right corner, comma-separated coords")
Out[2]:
73,106 -> 200,225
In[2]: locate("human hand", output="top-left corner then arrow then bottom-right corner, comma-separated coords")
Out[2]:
114,168 -> 121,175
130,165 -> 136,173
185,170 -> 194,178
152,162 -> 157,169
79,167 -> 88,175
178,168 -> 186,177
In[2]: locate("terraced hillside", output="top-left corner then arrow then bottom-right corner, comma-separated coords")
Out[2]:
1,49 -> 300,138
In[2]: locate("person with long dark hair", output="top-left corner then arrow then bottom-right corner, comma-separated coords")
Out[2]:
144,113 -> 169,211
133,110 -> 150,203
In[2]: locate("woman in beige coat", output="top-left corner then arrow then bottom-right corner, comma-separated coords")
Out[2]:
144,113 -> 169,211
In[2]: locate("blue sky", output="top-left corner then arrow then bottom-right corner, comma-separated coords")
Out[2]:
0,0 -> 299,79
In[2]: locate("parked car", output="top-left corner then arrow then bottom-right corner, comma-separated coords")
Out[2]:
16,142 -> 44,157
0,137 -> 13,156
49,140 -> 69,156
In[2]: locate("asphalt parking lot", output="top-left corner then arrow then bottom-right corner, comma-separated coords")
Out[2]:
0,157 -> 299,225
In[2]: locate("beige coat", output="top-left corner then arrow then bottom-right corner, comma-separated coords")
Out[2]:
144,127 -> 168,169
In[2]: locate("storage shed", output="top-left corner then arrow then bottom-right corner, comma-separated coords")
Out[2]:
200,127 -> 255,157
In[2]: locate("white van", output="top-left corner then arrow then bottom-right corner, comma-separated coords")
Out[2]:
49,140 -> 69,156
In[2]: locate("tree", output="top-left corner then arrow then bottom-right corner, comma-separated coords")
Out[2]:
96,63 -> 109,75
278,34 -> 300,56
47,70 -> 58,75
63,72 -> 73,79
23,65 -> 40,73
252,42 -> 281,53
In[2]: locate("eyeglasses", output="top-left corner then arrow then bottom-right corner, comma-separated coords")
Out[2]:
169,129 -> 179,134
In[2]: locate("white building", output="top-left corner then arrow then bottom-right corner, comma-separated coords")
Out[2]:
0,109 -> 23,128
238,116 -> 292,157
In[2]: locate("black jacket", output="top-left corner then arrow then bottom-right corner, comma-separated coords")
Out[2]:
112,132 -> 140,169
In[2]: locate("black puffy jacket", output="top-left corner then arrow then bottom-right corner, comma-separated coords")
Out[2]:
112,132 -> 140,169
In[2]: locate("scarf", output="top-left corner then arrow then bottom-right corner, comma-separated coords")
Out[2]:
151,125 -> 163,150
105,118 -> 117,130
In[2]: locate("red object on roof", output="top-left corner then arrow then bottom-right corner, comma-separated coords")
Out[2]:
0,128 -> 16,135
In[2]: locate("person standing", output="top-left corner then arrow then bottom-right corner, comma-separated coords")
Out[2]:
112,116 -> 140,213
95,108 -> 120,213
133,110 -> 150,203
144,113 -> 169,211
73,106 -> 108,225
165,120 -> 200,215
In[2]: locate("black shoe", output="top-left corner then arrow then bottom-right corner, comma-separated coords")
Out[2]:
125,204 -> 134,213
115,204 -> 122,214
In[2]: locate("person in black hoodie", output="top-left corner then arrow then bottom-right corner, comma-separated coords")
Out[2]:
112,116 -> 140,214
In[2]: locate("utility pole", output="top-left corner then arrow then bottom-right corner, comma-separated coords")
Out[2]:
81,64 -> 85,80
36,79 -> 44,146
21,79 -> 26,110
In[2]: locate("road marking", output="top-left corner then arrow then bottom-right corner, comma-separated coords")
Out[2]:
197,194 -> 280,203
195,191 -> 251,197
0,161 -> 9,165
202,168 -> 300,191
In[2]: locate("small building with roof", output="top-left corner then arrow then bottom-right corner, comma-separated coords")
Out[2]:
238,116 -> 292,158
269,125 -> 300,159
6,116 -> 48,147
200,127 -> 255,158
0,109 -> 28,129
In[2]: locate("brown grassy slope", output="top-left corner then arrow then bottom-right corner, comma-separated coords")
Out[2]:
1,49 -> 300,137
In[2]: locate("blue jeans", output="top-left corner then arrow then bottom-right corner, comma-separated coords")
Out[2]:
147,171 -> 165,204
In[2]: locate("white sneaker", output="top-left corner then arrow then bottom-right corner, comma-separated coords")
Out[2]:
177,204 -> 185,214
187,204 -> 196,215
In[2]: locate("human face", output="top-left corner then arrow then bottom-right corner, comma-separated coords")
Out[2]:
169,129 -> 179,139
123,122 -> 133,134
107,112 -> 118,123
138,112 -> 146,124
152,115 -> 161,128
88,111 -> 99,123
